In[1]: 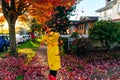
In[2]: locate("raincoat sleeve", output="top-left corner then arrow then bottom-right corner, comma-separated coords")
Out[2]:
47,32 -> 60,45
40,34 -> 47,43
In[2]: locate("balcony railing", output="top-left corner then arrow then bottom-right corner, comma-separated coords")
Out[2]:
99,15 -> 112,20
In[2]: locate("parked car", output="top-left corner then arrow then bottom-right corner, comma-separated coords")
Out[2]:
16,34 -> 24,44
23,34 -> 30,41
0,35 -> 10,52
4,35 -> 10,47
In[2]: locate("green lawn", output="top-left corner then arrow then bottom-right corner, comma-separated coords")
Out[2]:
0,39 -> 41,57
17,39 -> 40,54
0,51 -> 8,57
17,40 -> 40,50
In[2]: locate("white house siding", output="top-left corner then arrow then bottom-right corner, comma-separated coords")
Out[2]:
106,9 -> 112,19
99,9 -> 112,20
96,0 -> 120,21
112,0 -> 120,20
99,12 -> 105,20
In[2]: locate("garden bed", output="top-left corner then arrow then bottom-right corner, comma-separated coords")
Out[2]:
58,51 -> 120,79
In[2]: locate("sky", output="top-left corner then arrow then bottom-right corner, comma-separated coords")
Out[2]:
69,0 -> 105,20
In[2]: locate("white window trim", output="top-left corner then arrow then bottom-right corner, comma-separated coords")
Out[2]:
117,2 -> 120,13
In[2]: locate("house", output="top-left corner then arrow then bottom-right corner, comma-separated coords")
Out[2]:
63,16 -> 98,51
69,16 -> 98,36
96,0 -> 120,21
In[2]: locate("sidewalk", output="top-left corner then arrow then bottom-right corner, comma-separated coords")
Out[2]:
34,45 -> 62,80
36,45 -> 49,80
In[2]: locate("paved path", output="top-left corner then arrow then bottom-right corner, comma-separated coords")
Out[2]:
36,45 -> 49,80
35,45 -> 62,80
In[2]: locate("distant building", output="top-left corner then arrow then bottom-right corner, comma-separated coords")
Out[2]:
61,17 -> 98,51
70,16 -> 98,35
96,0 -> 120,22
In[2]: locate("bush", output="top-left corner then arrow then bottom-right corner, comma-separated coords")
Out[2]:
89,20 -> 120,51
70,32 -> 79,38
71,38 -> 91,56
59,37 -> 69,53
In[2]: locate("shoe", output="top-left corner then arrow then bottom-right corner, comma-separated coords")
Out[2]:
51,75 -> 56,80
48,74 -> 52,80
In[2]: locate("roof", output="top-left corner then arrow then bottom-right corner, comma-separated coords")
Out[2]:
85,17 -> 98,21
69,20 -> 80,25
70,16 -> 98,24
96,5 -> 112,12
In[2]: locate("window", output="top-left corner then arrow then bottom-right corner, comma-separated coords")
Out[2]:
78,25 -> 84,30
117,2 -> 120,13
107,0 -> 114,2
85,23 -> 88,29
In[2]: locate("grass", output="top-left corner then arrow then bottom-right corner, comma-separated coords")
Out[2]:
17,39 -> 40,50
17,39 -> 41,64
0,39 -> 41,58
0,51 -> 8,57
17,39 -> 40,55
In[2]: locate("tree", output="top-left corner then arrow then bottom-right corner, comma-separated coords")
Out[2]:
0,15 -> 5,34
48,5 -> 76,34
0,0 -> 79,55
48,0 -> 83,34
28,18 -> 41,33
89,20 -> 120,50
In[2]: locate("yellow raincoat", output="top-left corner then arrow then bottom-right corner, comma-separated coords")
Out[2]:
40,32 -> 61,70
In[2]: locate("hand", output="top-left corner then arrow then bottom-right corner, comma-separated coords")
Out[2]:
55,53 -> 60,56
40,43 -> 44,46
46,28 -> 51,33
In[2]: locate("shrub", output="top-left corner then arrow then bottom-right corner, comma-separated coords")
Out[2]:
59,37 -> 69,53
71,38 -> 91,56
89,20 -> 120,51
70,32 -> 79,38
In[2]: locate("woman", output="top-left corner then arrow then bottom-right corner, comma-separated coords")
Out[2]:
40,28 -> 61,80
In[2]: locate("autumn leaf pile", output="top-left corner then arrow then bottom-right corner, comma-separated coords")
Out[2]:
0,55 -> 45,80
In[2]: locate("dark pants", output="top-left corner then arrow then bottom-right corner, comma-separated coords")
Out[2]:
50,70 -> 57,77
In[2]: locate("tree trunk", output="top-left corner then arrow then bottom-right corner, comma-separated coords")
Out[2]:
8,20 -> 17,56
1,0 -> 26,56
